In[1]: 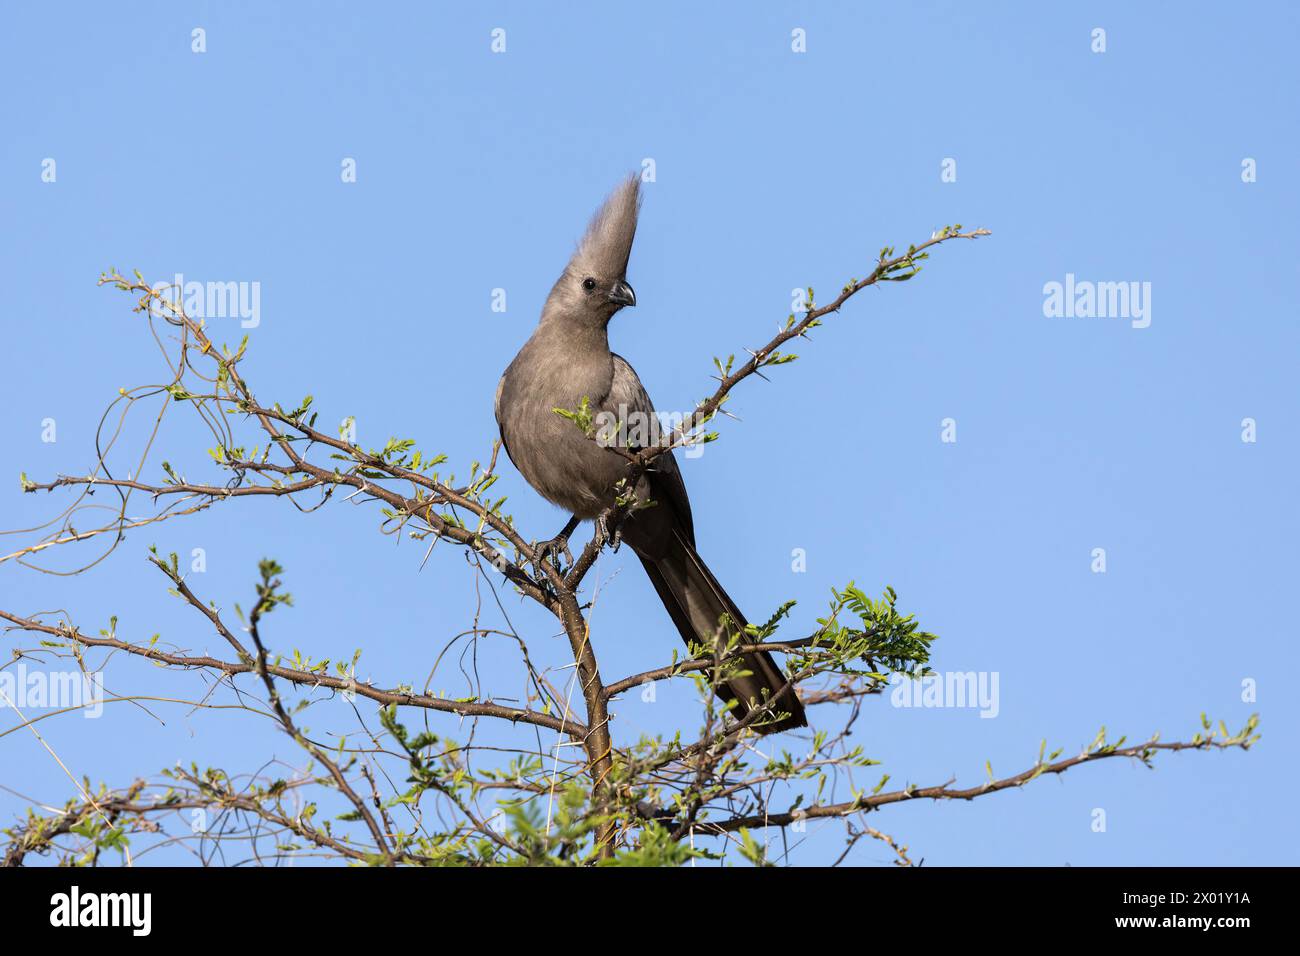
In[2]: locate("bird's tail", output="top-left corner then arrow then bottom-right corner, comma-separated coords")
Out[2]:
635,528 -> 807,735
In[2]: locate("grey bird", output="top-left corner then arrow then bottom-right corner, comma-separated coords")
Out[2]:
494,176 -> 806,735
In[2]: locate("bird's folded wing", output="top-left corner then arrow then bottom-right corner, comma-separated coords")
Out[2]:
607,352 -> 695,546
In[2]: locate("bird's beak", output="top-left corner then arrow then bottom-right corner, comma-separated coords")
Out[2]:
608,279 -> 636,308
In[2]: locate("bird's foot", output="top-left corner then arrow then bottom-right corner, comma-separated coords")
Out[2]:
593,512 -> 625,553
531,533 -> 574,575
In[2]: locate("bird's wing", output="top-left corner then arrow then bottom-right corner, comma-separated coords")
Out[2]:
607,352 -> 694,546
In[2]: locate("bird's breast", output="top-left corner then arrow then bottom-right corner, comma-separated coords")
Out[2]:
498,337 -> 623,517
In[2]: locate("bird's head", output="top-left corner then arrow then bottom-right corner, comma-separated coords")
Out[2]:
545,174 -> 641,327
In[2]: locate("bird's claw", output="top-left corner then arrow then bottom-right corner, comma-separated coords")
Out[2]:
531,534 -> 574,574
594,513 -> 624,553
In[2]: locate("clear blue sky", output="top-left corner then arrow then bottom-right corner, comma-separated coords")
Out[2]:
1,1 -> 1295,865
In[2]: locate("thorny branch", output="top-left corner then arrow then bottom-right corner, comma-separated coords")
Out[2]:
0,225 -> 1260,866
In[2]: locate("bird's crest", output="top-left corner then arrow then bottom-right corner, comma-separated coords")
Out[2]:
568,174 -> 642,280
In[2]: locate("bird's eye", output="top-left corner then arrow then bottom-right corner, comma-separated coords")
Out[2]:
581,277 -> 597,292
